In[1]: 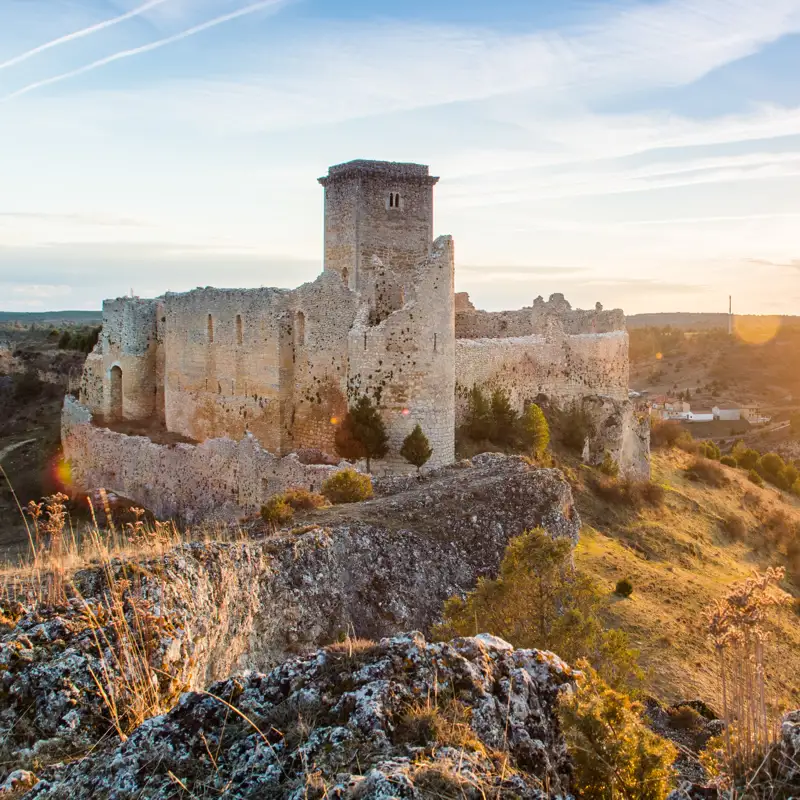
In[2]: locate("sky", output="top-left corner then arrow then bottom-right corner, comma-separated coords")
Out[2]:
1,0 -> 800,314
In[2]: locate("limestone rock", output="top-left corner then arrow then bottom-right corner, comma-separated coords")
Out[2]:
0,454 -> 580,776
27,633 -> 578,799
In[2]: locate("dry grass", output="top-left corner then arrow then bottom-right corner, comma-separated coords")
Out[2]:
0,490 -> 225,741
574,449 -> 800,715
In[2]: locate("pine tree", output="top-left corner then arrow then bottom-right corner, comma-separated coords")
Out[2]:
465,386 -> 492,441
334,395 -> 388,472
521,403 -> 550,457
400,424 -> 433,474
490,388 -> 518,446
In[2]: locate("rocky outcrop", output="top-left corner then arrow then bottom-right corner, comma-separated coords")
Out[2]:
0,455 -> 579,775
27,633 -> 578,799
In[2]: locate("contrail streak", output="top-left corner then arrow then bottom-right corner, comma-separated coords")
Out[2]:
0,0 -> 171,71
2,0 -> 289,102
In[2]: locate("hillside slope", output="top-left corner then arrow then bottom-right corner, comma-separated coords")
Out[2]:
573,450 -> 800,714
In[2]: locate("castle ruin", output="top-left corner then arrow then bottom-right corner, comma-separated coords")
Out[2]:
63,159 -> 649,520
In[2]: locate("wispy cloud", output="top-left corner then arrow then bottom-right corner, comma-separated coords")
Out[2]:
0,0 -> 172,72
1,0 -> 291,102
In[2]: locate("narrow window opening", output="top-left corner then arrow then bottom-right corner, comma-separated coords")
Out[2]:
342,267 -> 349,287
364,332 -> 368,350
207,314 -> 214,343
109,365 -> 123,421
236,314 -> 243,345
295,311 -> 306,348
434,333 -> 438,353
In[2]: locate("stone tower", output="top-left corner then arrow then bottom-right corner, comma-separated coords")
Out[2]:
318,160 -> 439,291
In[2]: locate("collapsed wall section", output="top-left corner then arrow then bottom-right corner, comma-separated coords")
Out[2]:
62,396 -> 350,521
346,236 -> 455,472
80,297 -> 162,422
454,330 -> 630,424
455,293 -> 626,339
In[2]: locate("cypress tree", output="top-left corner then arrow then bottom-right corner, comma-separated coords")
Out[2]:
521,402 -> 550,457
490,388 -> 518,446
335,395 -> 389,472
400,424 -> 433,474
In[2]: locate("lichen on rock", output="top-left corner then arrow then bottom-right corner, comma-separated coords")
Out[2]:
27,632 -> 578,799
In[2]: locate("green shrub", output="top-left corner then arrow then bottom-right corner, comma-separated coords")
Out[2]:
759,452 -> 785,479
334,395 -> 389,472
520,402 -> 550,457
615,578 -> 634,598
400,424 -> 433,473
592,477 -> 665,509
736,448 -> 760,471
435,528 -> 642,691
282,487 -> 326,510
599,451 -> 620,478
559,663 -> 677,800
321,468 -> 373,504
685,457 -> 728,487
748,469 -> 764,487
260,495 -> 294,528
489,388 -> 518,446
792,479 -> 800,497
720,455 -> 737,468
698,440 -> 721,460
465,386 -> 492,441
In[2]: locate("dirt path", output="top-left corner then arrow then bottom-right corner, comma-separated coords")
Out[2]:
0,438 -> 37,464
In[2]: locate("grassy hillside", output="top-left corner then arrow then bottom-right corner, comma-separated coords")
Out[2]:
573,449 -> 800,714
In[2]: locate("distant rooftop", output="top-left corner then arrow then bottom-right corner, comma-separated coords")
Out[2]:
319,159 -> 439,185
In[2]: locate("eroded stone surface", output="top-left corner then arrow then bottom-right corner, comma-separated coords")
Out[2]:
0,455 -> 579,776
27,633 -> 578,799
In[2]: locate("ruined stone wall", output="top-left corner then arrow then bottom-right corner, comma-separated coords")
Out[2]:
88,298 -> 161,422
454,330 -> 630,424
346,236 -> 455,473
160,273 -> 358,454
62,396 -> 351,521
455,293 -> 626,339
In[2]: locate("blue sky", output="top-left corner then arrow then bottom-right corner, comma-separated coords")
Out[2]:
1,0 -> 800,314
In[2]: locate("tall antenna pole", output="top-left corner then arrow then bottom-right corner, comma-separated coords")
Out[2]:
728,295 -> 733,335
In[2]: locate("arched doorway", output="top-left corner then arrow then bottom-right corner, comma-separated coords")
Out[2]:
109,365 -> 123,421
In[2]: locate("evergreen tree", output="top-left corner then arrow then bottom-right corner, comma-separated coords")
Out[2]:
465,386 -> 492,441
490,388 -> 518,446
334,395 -> 388,472
400,424 -> 433,474
521,402 -> 550,457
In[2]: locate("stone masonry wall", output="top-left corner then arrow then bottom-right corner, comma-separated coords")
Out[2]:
455,293 -> 626,339
320,161 -> 438,291
62,396 -> 351,521
346,236 -> 455,473
161,272 -> 358,454
454,330 -> 630,425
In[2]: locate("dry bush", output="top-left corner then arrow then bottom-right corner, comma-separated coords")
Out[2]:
686,457 -> 729,487
0,491 -> 191,742
260,495 -> 294,528
650,419 -> 685,449
592,476 -> 666,509
321,469 -> 373,504
704,568 -> 787,789
282,487 -> 327,511
742,490 -> 762,510
721,514 -> 748,541
395,697 -> 485,755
